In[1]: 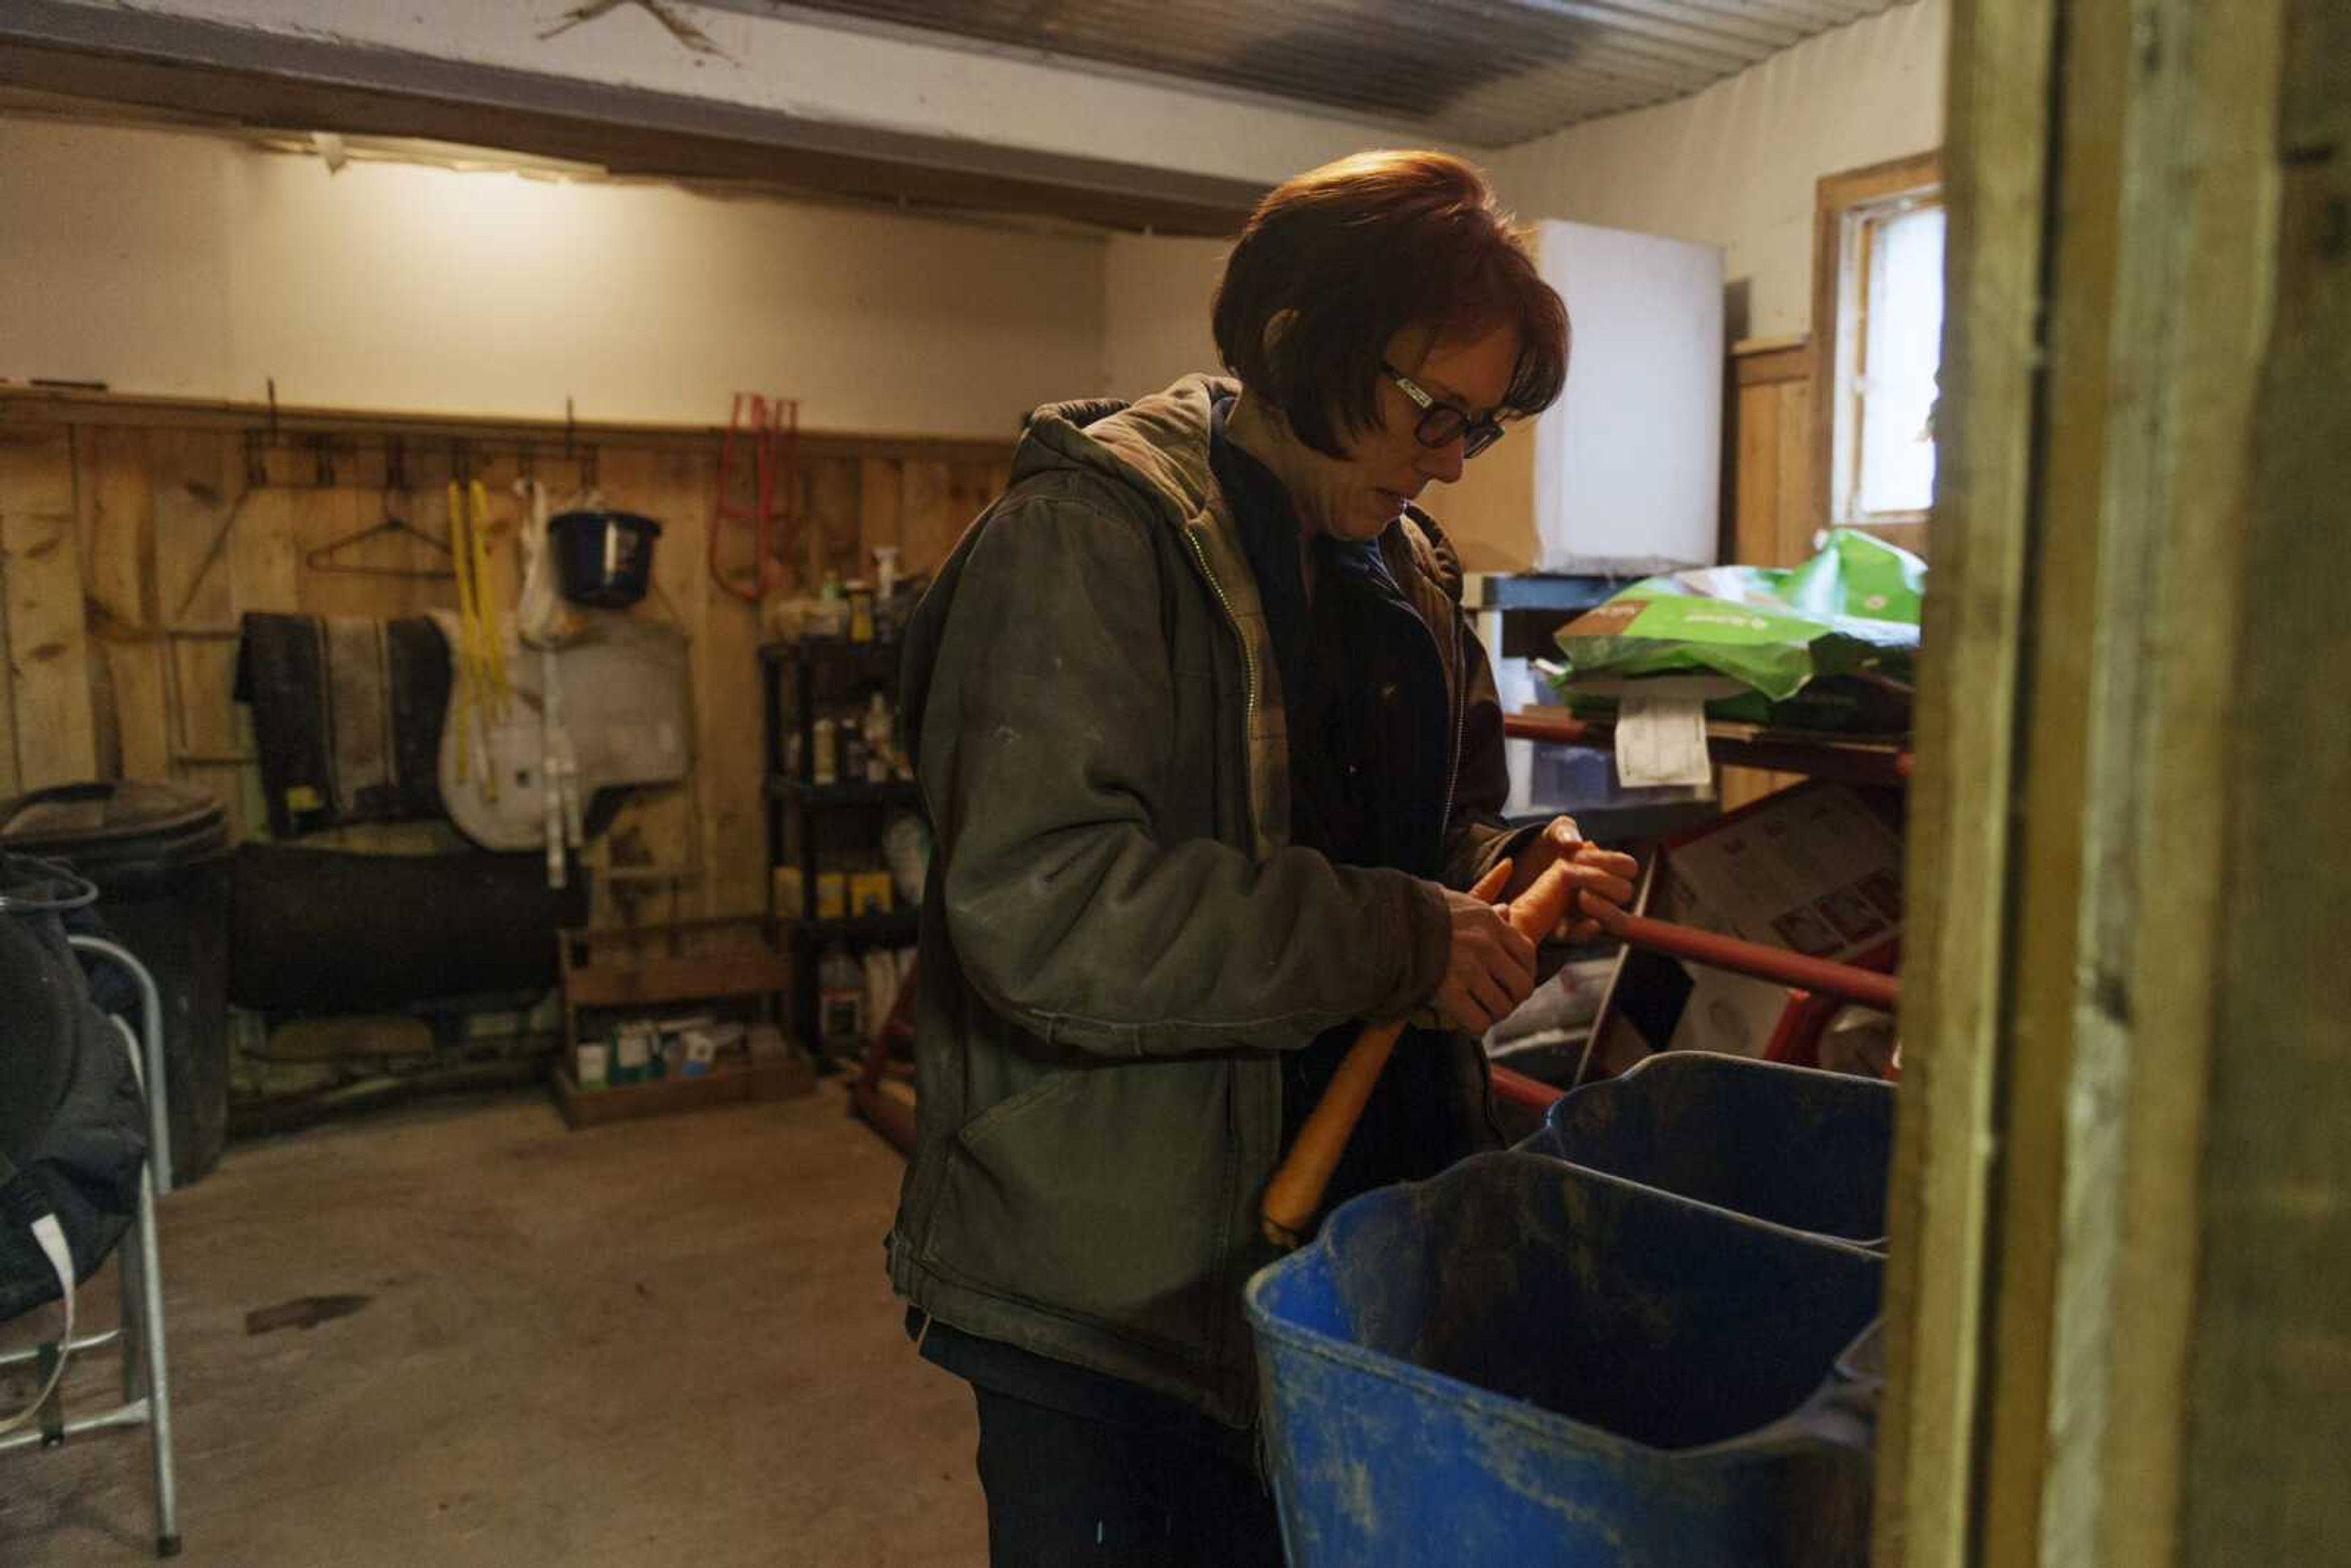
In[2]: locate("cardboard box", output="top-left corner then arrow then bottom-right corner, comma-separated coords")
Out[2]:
1588,780 -> 1903,1075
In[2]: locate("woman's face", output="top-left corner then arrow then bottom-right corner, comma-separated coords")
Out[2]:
1284,320 -> 1522,544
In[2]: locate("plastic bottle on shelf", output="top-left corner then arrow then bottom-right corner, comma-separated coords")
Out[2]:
864,947 -> 899,1037
863,692 -> 894,784
811,570 -> 850,638
819,943 -> 867,1053
881,812 -> 931,906
613,1019 -> 654,1085
812,716 -> 839,785
842,713 -> 868,781
874,547 -> 907,639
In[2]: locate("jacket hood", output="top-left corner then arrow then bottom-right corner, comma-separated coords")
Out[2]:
1012,374 -> 1469,607
1010,374 -> 1230,533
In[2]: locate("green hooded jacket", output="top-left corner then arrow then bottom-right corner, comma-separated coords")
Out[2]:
888,375 -> 1528,1428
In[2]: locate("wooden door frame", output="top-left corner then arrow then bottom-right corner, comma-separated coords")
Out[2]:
1880,0 -> 2320,1564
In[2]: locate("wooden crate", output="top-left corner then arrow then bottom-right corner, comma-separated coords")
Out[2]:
555,916 -> 814,1128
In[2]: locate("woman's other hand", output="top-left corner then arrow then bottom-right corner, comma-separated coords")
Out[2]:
1502,817 -> 1640,945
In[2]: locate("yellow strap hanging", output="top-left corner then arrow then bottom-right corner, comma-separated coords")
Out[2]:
446,481 -> 475,782
446,479 -> 498,798
468,480 -> 511,713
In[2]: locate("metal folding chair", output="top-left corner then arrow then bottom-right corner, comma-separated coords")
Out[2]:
0,936 -> 182,1557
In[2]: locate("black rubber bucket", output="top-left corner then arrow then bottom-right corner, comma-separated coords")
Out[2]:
549,509 -> 661,608
2,781 -> 233,1187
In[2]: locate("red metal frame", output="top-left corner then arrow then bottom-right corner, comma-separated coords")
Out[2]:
1589,906 -> 1901,1013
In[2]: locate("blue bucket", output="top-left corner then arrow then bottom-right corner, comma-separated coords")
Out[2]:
549,509 -> 662,609
1524,1052 -> 1895,1247
1246,1152 -> 1881,1567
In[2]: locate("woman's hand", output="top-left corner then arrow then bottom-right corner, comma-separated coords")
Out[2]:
1501,817 -> 1640,944
1425,889 -> 1539,1035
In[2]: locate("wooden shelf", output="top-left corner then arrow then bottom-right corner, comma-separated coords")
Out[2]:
781,909 -> 920,945
759,636 -> 902,665
551,1054 -> 814,1130
1505,707 -> 1912,788
765,775 -> 920,808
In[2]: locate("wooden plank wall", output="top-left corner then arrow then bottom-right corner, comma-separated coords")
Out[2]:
0,396 -> 1008,929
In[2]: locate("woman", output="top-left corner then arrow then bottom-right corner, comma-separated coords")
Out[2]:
890,150 -> 1640,1566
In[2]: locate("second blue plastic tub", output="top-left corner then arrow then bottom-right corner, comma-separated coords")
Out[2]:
1524,1051 -> 1895,1247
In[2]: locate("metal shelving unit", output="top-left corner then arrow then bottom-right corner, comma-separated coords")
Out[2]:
760,637 -> 921,1056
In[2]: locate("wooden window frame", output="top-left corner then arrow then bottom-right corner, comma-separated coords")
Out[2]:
1811,151 -> 1944,542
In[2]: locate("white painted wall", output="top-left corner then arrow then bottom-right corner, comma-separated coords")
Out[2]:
57,0 -> 1446,190
1494,0 -> 1946,341
1100,233 -> 1228,401
5,0 -> 1944,434
0,119 -> 1104,435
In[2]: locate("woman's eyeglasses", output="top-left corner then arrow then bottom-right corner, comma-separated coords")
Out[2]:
1382,364 -> 1506,459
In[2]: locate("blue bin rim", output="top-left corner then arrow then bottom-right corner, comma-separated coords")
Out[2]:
1553,1049 -> 1899,1103
1528,1052 -> 1897,1250
1243,1151 -> 1883,1464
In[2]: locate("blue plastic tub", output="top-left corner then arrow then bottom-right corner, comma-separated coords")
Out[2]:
1247,1152 -> 1881,1568
1525,1052 -> 1895,1247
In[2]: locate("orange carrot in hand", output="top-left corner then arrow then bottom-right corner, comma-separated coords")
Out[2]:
1260,857 -> 1528,1248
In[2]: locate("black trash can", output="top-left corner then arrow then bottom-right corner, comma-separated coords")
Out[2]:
1,781 -> 233,1187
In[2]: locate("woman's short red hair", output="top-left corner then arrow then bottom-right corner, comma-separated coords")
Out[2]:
1212,151 -> 1569,457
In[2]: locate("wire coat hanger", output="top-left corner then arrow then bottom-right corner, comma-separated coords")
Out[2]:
306,485 -> 455,579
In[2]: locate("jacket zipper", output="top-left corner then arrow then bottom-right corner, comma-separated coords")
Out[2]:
1181,526 -> 1258,748
1435,600 -> 1467,841
1183,519 -> 1271,1395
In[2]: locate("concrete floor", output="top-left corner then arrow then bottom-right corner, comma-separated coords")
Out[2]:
0,1084 -> 986,1567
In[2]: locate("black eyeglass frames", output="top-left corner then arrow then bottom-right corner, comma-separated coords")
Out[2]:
1382,364 -> 1506,459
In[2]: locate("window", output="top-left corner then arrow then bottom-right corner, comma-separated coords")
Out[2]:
1812,154 -> 1943,534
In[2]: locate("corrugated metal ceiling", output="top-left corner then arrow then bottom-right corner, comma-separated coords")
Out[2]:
752,0 -> 1911,148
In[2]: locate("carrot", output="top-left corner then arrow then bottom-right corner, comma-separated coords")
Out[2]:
1260,856 -> 1524,1248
